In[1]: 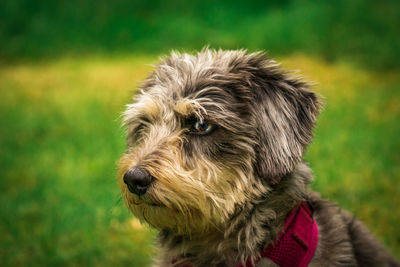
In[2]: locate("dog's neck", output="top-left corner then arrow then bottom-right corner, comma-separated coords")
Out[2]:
156,162 -> 313,266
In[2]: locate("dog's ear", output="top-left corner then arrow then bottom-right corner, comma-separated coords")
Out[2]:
238,53 -> 322,184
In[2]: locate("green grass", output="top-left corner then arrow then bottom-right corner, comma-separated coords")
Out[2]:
0,54 -> 399,266
0,56 -> 157,266
1,0 -> 400,69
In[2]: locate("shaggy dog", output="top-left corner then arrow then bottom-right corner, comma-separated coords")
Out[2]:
118,49 -> 399,266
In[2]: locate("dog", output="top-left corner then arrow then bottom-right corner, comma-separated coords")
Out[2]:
118,49 -> 399,266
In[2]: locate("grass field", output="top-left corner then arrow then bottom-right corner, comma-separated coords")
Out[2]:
1,0 -> 400,69
0,54 -> 399,266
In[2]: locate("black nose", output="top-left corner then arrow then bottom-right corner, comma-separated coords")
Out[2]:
123,167 -> 153,196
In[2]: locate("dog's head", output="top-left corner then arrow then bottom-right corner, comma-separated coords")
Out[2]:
118,49 -> 321,235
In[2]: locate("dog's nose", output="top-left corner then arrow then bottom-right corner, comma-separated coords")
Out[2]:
123,167 -> 153,196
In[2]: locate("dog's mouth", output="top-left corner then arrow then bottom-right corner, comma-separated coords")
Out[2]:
145,201 -> 164,207
129,194 -> 165,208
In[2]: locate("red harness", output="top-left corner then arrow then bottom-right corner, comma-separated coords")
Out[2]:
172,201 -> 319,267
236,201 -> 319,267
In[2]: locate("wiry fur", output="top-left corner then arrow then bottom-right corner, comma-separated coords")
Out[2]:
118,49 -> 399,267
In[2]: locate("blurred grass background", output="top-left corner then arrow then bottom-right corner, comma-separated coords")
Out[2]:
0,0 -> 399,266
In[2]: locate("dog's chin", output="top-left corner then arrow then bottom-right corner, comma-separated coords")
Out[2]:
126,197 -> 219,235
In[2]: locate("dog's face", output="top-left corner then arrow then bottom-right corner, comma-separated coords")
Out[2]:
118,49 -> 320,235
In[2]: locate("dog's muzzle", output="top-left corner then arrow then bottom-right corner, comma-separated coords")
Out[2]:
123,167 -> 153,196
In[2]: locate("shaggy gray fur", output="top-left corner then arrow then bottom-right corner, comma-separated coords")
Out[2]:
119,49 -> 399,267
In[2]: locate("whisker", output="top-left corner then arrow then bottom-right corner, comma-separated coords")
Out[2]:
114,195 -> 123,206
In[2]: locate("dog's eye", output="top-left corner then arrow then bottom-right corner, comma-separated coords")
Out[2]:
191,120 -> 214,135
